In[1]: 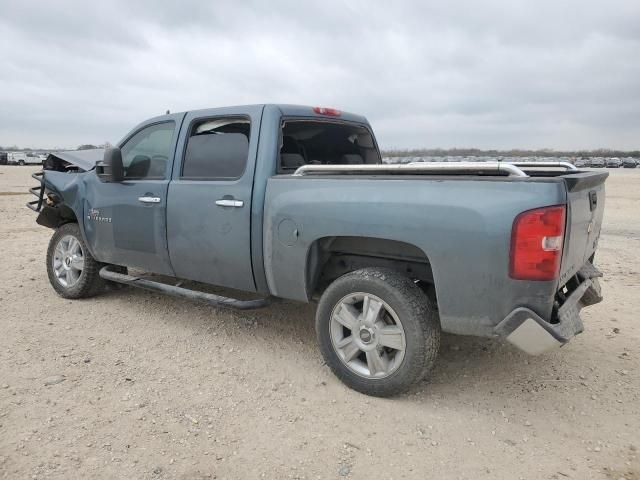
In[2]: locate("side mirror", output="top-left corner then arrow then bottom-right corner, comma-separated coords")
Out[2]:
96,147 -> 124,182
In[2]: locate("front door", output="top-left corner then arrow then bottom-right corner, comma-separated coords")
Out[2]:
166,106 -> 263,292
83,117 -> 182,275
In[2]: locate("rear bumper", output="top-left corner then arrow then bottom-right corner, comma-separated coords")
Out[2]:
494,264 -> 603,355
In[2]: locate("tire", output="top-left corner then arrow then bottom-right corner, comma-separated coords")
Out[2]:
18,160 -> 25,166
316,268 -> 440,397
46,223 -> 105,299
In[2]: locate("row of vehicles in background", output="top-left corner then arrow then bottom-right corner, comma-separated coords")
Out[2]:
576,157 -> 638,168
382,155 -> 639,168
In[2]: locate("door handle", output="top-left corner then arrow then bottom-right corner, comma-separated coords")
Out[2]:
215,199 -> 244,208
138,196 -> 161,204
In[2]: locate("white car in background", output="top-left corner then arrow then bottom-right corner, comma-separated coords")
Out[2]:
8,152 -> 44,166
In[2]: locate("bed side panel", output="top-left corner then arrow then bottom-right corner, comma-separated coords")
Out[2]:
264,176 -> 566,337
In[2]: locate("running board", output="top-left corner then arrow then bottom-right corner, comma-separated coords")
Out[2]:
99,266 -> 274,310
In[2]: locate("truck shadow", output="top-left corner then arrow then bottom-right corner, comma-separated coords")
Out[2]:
416,335 -> 589,414
105,286 -> 578,406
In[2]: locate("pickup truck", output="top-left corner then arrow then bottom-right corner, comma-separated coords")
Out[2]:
9,152 -> 46,166
28,104 -> 607,397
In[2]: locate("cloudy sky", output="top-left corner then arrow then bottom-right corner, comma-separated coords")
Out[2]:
1,1 -> 639,150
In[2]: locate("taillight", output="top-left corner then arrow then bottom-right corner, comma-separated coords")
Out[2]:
312,106 -> 341,116
509,205 -> 566,281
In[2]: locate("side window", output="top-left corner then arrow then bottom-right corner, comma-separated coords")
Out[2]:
120,122 -> 175,180
181,117 -> 250,179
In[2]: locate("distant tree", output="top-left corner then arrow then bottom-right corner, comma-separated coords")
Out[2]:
77,144 -> 99,150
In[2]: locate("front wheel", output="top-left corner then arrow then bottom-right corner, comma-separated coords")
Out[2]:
46,223 -> 105,299
316,268 -> 440,397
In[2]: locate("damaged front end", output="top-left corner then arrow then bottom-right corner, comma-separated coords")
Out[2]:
26,150 -> 102,228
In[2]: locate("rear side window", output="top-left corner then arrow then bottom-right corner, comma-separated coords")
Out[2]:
182,118 -> 250,179
279,120 -> 380,172
121,122 -> 175,179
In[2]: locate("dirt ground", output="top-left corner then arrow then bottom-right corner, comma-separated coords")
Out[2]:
0,165 -> 638,480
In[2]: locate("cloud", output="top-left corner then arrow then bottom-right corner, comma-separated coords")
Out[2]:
1,0 -> 639,149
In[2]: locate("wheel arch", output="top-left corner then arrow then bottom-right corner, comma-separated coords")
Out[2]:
36,203 -> 78,229
38,169 -> 97,259
305,235 -> 438,304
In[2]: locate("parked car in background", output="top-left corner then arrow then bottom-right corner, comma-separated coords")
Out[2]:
574,158 -> 589,168
0,152 -> 8,165
591,158 -> 605,168
9,152 -> 44,166
622,158 -> 638,168
605,157 -> 622,168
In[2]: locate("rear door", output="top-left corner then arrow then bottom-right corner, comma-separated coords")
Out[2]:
166,105 -> 264,292
558,172 -> 608,285
84,115 -> 184,275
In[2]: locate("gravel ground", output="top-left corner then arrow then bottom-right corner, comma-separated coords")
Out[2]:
0,165 -> 638,480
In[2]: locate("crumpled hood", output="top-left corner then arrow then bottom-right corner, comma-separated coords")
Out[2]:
49,148 -> 105,170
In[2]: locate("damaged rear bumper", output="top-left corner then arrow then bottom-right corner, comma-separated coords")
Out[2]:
494,264 -> 603,355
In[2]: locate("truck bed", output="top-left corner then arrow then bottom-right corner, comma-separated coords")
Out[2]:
262,166 -> 607,340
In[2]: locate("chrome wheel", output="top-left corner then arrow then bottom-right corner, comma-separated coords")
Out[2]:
52,234 -> 84,287
329,292 -> 406,379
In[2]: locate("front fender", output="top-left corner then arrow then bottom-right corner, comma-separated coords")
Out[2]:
40,170 -> 94,257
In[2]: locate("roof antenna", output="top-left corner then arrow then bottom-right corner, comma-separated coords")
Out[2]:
166,110 -> 170,115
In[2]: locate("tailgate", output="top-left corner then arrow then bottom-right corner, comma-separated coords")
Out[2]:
558,171 -> 608,285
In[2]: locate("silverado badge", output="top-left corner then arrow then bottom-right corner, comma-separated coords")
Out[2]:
87,208 -> 112,223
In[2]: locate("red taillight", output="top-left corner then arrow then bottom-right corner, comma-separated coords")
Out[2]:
509,205 -> 566,281
313,106 -> 341,116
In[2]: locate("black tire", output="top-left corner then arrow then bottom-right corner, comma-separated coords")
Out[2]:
316,268 -> 440,397
46,223 -> 105,299
18,160 -> 25,166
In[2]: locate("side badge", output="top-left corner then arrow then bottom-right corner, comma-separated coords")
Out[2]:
87,208 -> 112,223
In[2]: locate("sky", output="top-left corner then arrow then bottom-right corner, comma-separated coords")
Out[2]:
1,0 -> 639,150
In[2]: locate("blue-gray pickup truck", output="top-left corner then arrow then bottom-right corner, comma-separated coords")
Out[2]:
28,104 -> 606,396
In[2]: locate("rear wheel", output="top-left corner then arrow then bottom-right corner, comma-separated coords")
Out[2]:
46,223 -> 105,299
18,160 -> 25,166
316,268 -> 440,397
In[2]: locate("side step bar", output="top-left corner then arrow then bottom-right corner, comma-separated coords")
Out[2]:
99,266 -> 274,310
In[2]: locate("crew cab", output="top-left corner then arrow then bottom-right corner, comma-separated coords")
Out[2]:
28,104 -> 607,396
